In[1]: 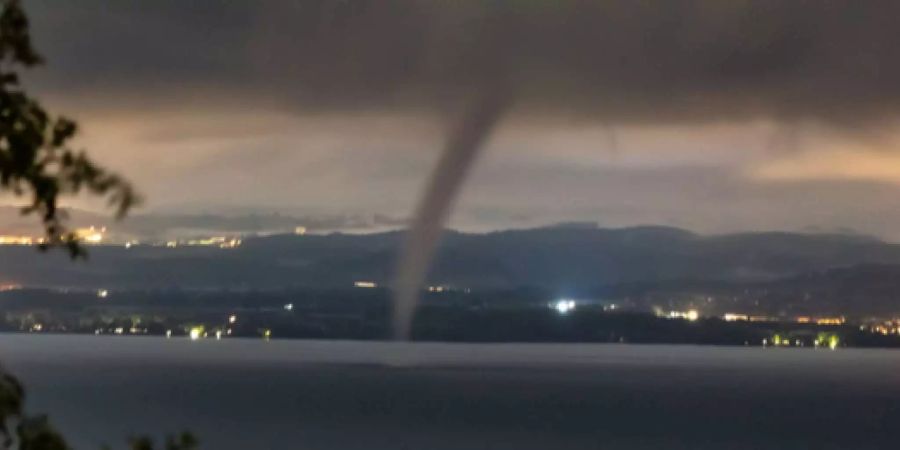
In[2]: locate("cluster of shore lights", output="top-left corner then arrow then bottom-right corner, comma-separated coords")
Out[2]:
75,226 -> 105,244
184,314 -> 271,341
187,326 -> 245,340
796,316 -> 846,326
164,236 -> 241,249
0,236 -> 41,245
668,310 -> 700,321
0,226 -> 104,246
763,334 -> 839,350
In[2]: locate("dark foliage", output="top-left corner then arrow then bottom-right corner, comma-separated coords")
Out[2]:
0,2 -> 194,449
0,0 -> 138,257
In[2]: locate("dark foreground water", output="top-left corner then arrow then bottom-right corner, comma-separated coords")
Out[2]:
0,335 -> 899,449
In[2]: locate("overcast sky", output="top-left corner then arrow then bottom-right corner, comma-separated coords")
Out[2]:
14,0 -> 900,239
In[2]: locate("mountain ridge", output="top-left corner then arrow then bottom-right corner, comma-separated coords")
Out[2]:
0,225 -> 896,291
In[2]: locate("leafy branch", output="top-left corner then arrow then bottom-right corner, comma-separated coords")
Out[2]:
0,0 -> 139,257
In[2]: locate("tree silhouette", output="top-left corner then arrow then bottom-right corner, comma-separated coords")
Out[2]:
0,1 -> 194,448
0,0 -> 138,257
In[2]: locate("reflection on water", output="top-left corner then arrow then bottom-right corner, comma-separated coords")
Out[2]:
0,335 -> 899,450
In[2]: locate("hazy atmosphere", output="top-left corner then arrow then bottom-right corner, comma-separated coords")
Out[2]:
5,2 -> 900,449
10,0 -> 900,240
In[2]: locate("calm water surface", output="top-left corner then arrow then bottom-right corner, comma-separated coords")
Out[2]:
0,334 -> 898,449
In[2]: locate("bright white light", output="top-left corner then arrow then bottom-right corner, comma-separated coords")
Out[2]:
189,328 -> 202,340
553,299 -> 576,314
686,310 -> 699,321
97,289 -> 109,299
228,314 -> 237,324
165,330 -> 172,338
215,330 -> 223,340
284,303 -> 294,311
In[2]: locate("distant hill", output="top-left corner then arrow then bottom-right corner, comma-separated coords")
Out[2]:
760,263 -> 900,316
1,225 -> 899,291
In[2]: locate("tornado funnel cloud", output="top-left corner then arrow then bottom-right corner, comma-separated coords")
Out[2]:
391,92 -> 508,340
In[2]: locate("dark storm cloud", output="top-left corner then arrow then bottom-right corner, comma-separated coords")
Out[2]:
25,0 -> 900,125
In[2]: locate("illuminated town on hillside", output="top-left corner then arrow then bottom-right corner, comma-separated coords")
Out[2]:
0,281 -> 898,349
0,225 -> 244,249
2,225 -> 900,348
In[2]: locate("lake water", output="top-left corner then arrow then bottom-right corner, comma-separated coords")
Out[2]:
0,335 -> 898,449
